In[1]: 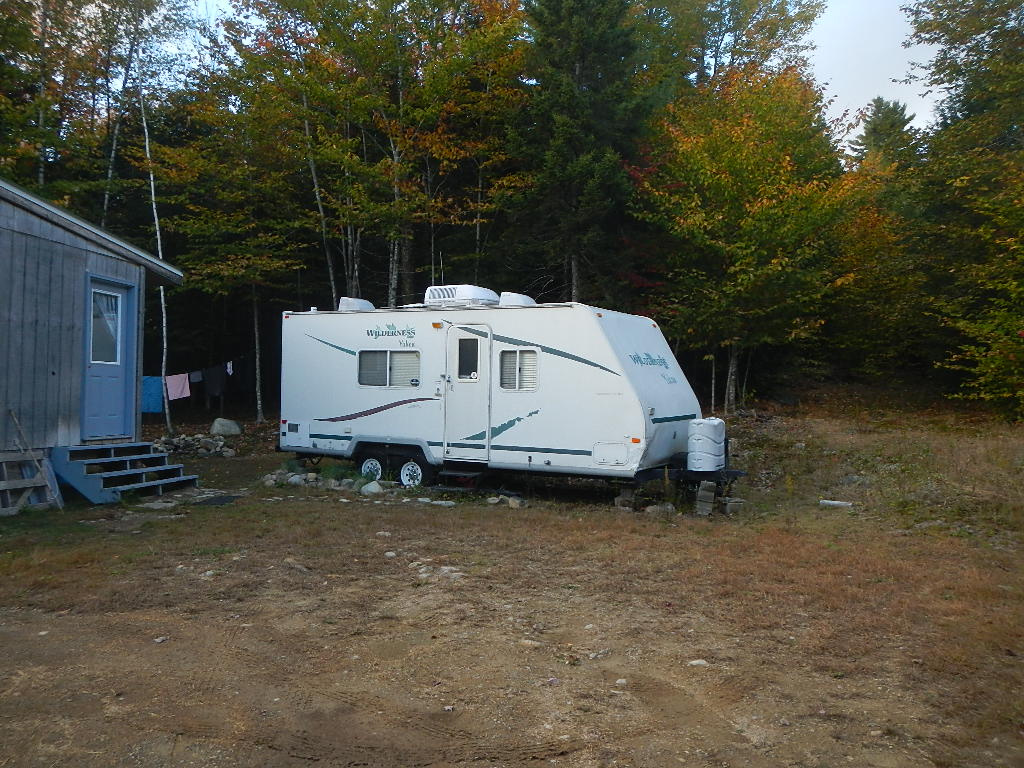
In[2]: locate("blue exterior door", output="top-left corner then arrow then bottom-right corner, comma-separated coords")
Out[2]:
83,279 -> 134,439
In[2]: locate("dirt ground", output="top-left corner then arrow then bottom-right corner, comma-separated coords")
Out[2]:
2,399 -> 1022,767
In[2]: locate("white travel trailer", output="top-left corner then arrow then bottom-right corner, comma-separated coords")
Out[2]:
279,285 -> 733,488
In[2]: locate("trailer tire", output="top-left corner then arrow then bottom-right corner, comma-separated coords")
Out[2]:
398,458 -> 433,487
358,454 -> 385,481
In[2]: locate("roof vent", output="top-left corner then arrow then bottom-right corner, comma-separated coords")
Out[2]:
424,285 -> 499,307
337,297 -> 376,312
498,291 -> 537,307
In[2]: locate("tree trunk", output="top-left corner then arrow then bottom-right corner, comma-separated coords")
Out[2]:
387,238 -> 399,307
388,134 -> 402,307
101,36 -> 138,228
252,285 -> 265,424
741,349 -> 753,407
399,229 -> 413,304
724,345 -> 739,415
474,163 -> 483,283
36,0 -> 50,187
709,351 -> 716,415
138,61 -> 173,436
342,223 -> 361,297
301,89 -> 337,308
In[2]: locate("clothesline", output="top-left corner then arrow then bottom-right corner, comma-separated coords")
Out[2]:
141,358 -> 240,413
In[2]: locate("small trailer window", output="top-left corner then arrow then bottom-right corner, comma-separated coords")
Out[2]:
499,349 -> 537,390
358,350 -> 420,387
458,338 -> 478,380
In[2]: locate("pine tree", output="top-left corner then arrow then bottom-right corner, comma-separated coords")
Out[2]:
849,97 -> 921,165
501,0 -> 646,302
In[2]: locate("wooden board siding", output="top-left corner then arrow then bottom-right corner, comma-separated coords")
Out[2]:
0,200 -> 143,451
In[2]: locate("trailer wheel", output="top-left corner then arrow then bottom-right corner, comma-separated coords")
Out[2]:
398,458 -> 433,487
358,455 -> 385,481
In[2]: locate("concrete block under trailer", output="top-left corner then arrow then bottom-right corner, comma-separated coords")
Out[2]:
278,285 -> 736,489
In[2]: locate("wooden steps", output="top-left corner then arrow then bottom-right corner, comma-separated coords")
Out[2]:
0,450 -> 62,516
51,443 -> 198,504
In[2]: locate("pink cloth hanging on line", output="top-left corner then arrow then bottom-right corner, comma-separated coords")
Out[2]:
165,373 -> 191,400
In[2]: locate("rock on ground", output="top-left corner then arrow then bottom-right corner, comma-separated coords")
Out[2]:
210,418 -> 243,436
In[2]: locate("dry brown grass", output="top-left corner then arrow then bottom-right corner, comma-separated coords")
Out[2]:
1,385 -> 1021,766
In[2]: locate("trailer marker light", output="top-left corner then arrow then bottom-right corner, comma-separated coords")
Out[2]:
432,322 -> 442,329
631,438 -> 641,443
281,420 -> 287,424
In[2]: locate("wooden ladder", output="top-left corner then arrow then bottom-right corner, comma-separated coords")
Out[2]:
1,410 -> 63,516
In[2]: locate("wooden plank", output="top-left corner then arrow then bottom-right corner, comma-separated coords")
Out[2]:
23,239 -> 47,449
0,450 -> 45,461
0,226 -> 12,451
0,477 -> 47,491
7,230 -> 27,449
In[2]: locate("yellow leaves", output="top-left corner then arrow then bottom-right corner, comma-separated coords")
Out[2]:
830,272 -> 857,288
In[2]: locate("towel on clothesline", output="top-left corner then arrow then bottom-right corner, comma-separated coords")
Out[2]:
141,376 -> 164,413
165,373 -> 191,400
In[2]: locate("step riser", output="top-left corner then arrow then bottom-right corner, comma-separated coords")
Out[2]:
51,443 -> 199,504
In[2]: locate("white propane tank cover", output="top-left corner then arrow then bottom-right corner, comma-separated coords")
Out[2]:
687,417 -> 726,472
337,297 -> 376,312
424,285 -> 499,306
498,291 -> 537,306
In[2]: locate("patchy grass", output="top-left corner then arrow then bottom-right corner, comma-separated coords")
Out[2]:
1,386 -> 1021,767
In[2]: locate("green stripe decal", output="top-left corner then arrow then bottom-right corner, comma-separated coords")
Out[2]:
307,334 -> 357,356
457,326 -> 619,376
463,409 -> 540,441
309,433 -> 353,441
651,413 -> 697,423
491,445 -> 592,456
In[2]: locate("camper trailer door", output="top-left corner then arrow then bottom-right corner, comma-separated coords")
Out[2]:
443,325 -> 491,461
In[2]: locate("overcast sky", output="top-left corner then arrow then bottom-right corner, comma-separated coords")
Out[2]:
808,0 -> 940,133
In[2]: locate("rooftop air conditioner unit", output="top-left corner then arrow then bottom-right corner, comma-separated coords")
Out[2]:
337,297 -> 376,312
424,285 -> 500,307
498,291 -> 537,306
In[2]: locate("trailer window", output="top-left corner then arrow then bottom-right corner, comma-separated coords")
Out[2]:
358,350 -> 420,387
458,338 -> 478,380
499,349 -> 537,390
389,351 -> 420,386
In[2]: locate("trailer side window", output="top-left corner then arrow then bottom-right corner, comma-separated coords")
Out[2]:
389,351 -> 420,387
358,350 -> 420,387
457,338 -> 478,380
499,349 -> 538,390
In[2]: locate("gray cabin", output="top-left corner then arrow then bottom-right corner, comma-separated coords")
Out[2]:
0,177 -> 196,509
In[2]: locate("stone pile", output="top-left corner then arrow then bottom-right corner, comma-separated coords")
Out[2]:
153,433 -> 237,458
260,469 -> 402,494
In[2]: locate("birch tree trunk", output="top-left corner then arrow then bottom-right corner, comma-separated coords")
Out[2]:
101,36 -> 138,228
724,345 -> 739,415
301,89 -> 337,307
138,63 -> 173,436
252,285 -> 265,423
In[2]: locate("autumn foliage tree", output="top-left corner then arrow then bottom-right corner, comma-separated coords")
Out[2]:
637,65 -> 846,411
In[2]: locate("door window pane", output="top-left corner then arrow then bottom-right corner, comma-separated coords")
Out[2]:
458,338 -> 478,379
91,290 -> 120,363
